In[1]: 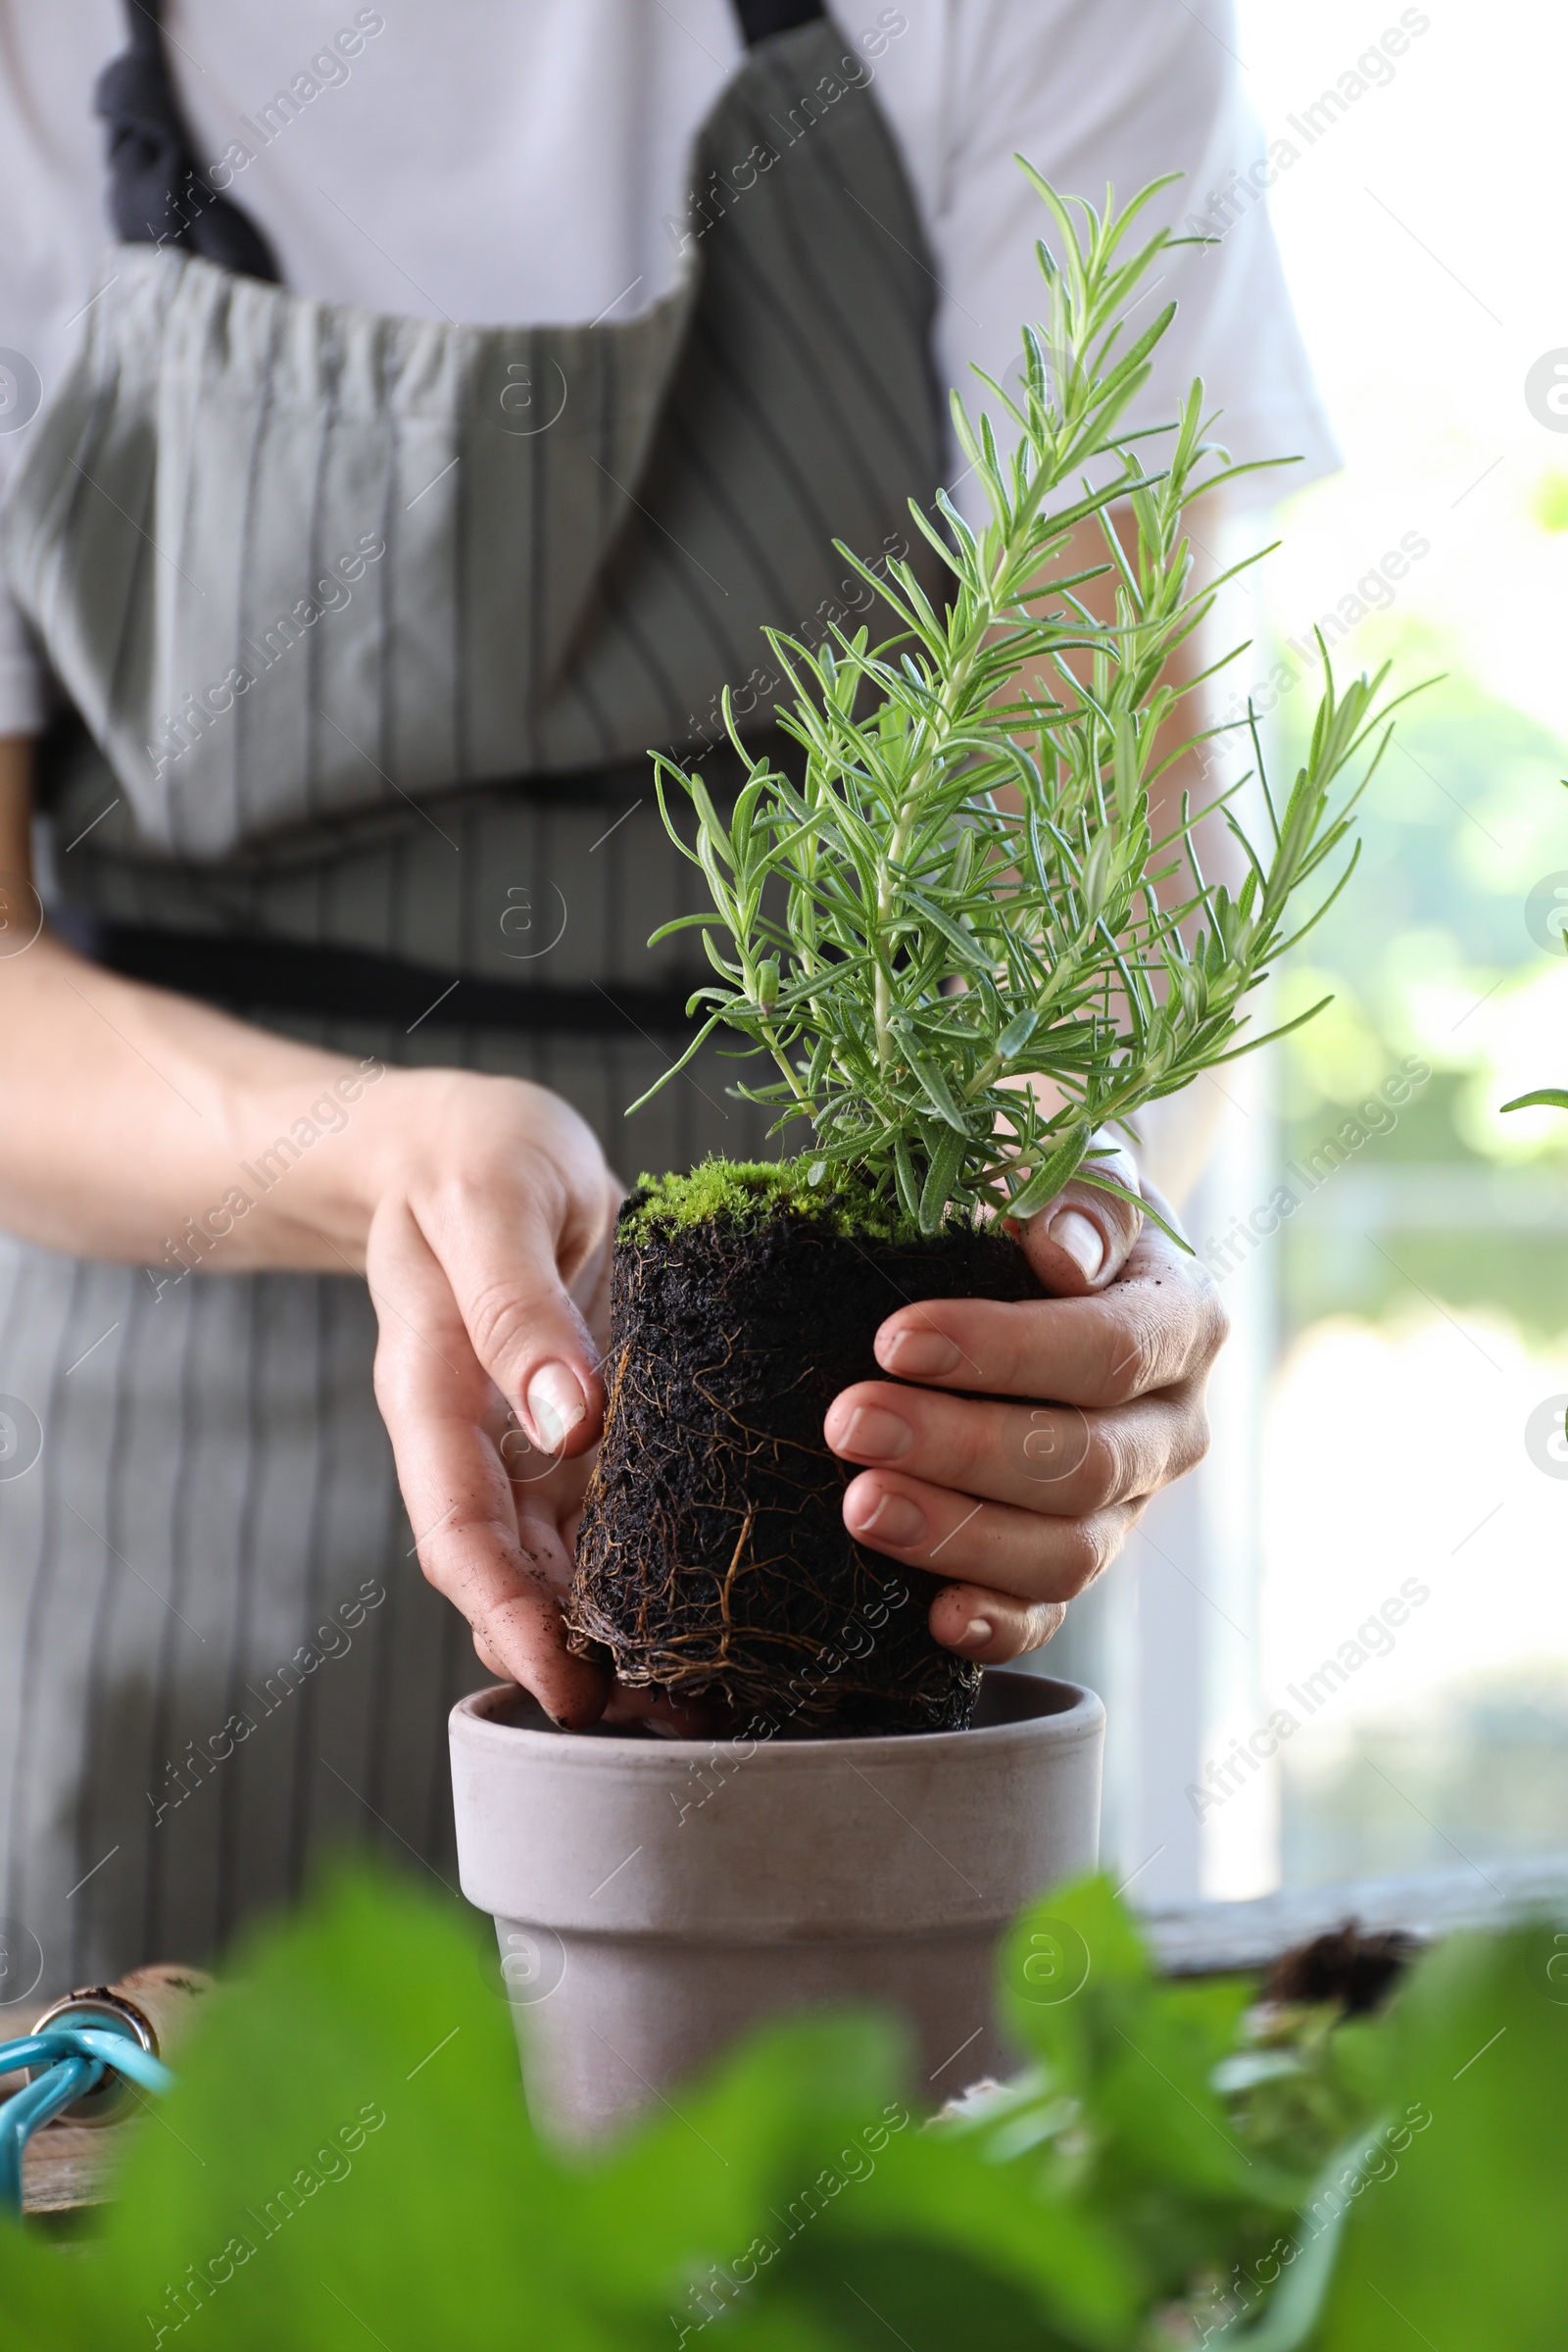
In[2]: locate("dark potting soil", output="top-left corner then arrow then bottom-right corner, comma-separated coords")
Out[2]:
567,1204 -> 1043,1736
1263,1926 -> 1418,2018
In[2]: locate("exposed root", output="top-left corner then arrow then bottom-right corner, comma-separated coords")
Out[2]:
567,1204 -> 1041,1736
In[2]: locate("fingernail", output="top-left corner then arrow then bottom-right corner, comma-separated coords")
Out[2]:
849,1490 -> 928,1547
837,1404 -> 912,1463
957,1616 -> 994,1649
1048,1208 -> 1104,1282
878,1326 -> 960,1378
525,1362 -> 586,1451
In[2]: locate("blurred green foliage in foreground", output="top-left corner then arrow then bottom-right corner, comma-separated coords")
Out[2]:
3,1864 -> 1565,2347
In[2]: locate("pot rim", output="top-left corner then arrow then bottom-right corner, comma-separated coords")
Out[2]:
452,1667 -> 1103,1771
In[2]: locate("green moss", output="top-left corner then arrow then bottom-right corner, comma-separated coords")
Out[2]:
620,1156 -> 925,1243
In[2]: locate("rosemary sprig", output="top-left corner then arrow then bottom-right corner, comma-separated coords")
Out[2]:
631,171 -> 1414,1234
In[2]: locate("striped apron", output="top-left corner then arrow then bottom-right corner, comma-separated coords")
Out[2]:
0,0 -> 947,1997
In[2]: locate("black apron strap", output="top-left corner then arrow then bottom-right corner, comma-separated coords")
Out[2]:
94,0 -> 281,281
91,920 -> 703,1038
734,0 -> 827,38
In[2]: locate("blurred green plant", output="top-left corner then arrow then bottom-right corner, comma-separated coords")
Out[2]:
3,1866 -> 1565,2348
1267,645 -> 1568,1154
1530,470 -> 1568,534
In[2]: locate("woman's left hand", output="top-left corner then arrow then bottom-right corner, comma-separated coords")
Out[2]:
822,1147 -> 1228,1663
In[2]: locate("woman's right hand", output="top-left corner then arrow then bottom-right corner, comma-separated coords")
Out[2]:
356,1070 -> 623,1728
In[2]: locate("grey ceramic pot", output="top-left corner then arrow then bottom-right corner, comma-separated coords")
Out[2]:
449,1669 -> 1103,2140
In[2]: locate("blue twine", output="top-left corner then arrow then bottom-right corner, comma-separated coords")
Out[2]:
0,2026 -> 176,2213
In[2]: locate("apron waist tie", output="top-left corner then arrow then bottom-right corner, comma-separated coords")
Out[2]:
88,921 -> 703,1036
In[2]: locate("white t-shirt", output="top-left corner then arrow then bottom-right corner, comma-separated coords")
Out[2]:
0,0 -> 1335,736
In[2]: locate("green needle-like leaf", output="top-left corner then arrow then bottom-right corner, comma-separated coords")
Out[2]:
631,173 -> 1410,1222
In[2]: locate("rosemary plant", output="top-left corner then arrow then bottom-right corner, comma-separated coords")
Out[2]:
633,173 -> 1408,1236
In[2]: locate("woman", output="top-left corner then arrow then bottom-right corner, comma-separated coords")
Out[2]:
0,0 -> 1329,2000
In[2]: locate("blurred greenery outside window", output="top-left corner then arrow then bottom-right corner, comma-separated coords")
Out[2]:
1258,525 -> 1568,1891
1219,0 -> 1568,1901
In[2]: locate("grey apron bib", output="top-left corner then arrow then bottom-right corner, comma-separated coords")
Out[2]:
0,0 -> 946,1994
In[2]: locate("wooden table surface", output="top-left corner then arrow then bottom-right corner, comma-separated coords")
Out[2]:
1138,1851 -> 1568,1977
15,1863 -> 1568,2218
23,2118 -> 130,2220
